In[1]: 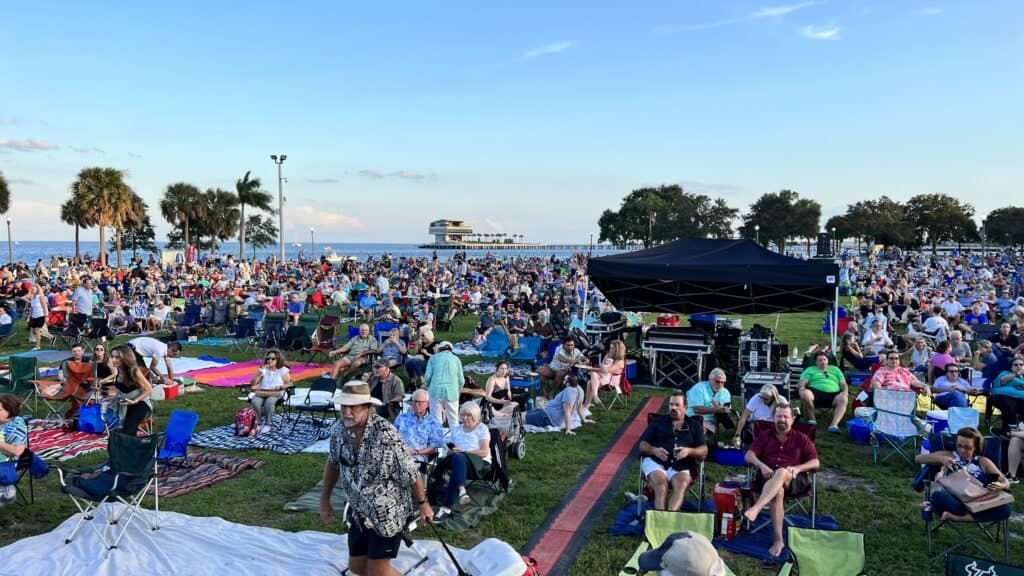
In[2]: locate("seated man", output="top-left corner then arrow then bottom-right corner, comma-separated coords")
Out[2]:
536,336 -> 588,393
742,404 -> 820,558
365,359 -> 405,420
686,368 -> 733,438
948,330 -> 972,363
128,336 -> 183,385
328,323 -> 377,379
637,392 -> 708,511
930,363 -> 970,409
471,305 -> 498,346
376,328 -> 407,369
797,351 -> 848,433
395,389 -> 444,470
356,289 -> 377,321
286,292 -> 305,326
504,308 -> 531,352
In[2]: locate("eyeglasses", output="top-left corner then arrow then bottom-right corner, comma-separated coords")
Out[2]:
946,369 -> 960,373
413,400 -> 430,404
265,356 -> 277,361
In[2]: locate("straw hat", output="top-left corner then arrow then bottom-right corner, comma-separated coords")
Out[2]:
336,381 -> 383,406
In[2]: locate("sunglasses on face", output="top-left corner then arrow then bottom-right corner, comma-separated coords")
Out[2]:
266,356 -> 277,361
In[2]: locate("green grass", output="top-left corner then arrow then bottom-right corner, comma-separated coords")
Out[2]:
1,312 -> 1021,575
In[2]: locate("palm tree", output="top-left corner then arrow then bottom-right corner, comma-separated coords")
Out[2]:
0,170 -> 10,215
202,188 -> 240,253
60,195 -> 93,260
70,167 -> 134,267
160,183 -> 205,249
235,171 -> 273,259
116,193 -> 148,266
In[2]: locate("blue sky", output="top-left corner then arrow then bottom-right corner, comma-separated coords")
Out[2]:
2,1 -> 1022,244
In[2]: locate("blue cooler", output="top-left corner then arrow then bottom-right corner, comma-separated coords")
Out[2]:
846,417 -> 873,444
625,359 -> 637,380
925,410 -> 949,436
714,448 -> 746,467
511,377 -> 541,395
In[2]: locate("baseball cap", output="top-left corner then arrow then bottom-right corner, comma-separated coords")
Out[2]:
637,532 -> 725,576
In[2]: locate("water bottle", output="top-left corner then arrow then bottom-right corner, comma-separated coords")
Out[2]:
527,397 -> 534,411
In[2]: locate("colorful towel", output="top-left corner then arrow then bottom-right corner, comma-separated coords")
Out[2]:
152,452 -> 265,498
28,420 -> 108,461
182,359 -> 329,387
189,414 -> 336,454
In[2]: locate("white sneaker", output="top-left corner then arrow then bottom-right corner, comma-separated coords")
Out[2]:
259,425 -> 271,434
458,487 -> 470,505
0,485 -> 15,504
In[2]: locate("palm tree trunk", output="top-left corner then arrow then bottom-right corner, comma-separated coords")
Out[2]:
184,217 -> 190,250
74,225 -> 80,260
238,204 -> 246,260
116,227 -> 123,268
99,225 -> 107,267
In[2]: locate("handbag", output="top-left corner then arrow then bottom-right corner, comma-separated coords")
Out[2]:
78,404 -> 105,434
935,468 -> 991,502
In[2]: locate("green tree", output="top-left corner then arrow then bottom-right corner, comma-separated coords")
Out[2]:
235,171 -> 273,259
60,196 -> 92,260
840,196 -> 916,249
824,214 -> 856,252
160,183 -> 206,249
70,167 -> 135,268
244,214 -> 278,258
202,188 -> 240,253
905,194 -> 977,252
597,185 -> 737,247
109,196 -> 157,260
739,190 -> 819,254
0,170 -> 9,214
983,207 -> 1024,249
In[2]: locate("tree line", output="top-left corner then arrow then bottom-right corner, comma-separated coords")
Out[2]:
599,186 -> 1024,252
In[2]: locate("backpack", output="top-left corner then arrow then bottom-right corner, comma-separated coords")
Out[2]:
234,407 -> 260,437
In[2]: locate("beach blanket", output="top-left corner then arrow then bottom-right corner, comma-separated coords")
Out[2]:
164,356 -> 232,374
0,349 -> 73,364
151,452 -> 265,498
189,414 -> 336,454
452,342 -> 479,356
188,337 -> 239,347
28,420 -> 108,461
715,513 -> 839,563
182,359 -> 329,387
462,361 -> 536,378
284,479 -> 348,513
302,438 -> 331,453
434,480 -> 507,533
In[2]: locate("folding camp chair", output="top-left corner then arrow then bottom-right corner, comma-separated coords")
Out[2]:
618,509 -> 722,576
289,377 -> 338,432
776,527 -> 865,576
4,356 -> 37,396
469,427 -> 513,499
748,421 -> 819,533
0,321 -> 15,348
945,553 -> 1024,576
637,414 -> 708,514
478,328 -> 510,358
599,372 -> 629,410
867,389 -> 920,466
58,432 -> 165,551
302,323 -> 338,365
510,335 -> 542,362
227,317 -> 257,354
30,361 -> 94,427
918,435 -> 1011,562
158,409 -> 199,467
14,433 -> 48,505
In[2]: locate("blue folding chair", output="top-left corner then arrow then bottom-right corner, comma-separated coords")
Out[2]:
158,409 -> 199,467
510,336 -> 542,361
479,329 -> 510,358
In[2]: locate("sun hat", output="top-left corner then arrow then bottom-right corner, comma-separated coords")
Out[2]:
436,341 -> 453,351
336,381 -> 383,406
637,532 -> 725,576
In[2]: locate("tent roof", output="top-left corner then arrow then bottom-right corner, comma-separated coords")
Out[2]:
587,238 -> 838,314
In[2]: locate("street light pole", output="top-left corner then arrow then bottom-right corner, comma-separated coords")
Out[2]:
648,212 -> 657,247
589,232 -> 594,257
270,154 -> 287,261
754,224 -> 760,245
5,218 -> 11,264
831,227 -> 837,255
310,227 -> 315,258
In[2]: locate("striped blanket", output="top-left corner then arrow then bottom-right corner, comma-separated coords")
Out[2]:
182,359 -> 330,387
28,420 -> 108,461
151,452 -> 265,498
189,414 -> 336,454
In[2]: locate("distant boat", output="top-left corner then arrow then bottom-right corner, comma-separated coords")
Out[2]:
291,242 -> 303,248
324,250 -> 344,264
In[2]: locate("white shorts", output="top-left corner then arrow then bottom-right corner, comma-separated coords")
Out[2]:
641,457 -> 691,483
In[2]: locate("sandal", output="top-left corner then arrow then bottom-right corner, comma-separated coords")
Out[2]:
584,417 -> 597,424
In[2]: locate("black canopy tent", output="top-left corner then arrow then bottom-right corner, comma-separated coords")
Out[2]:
587,237 -> 839,318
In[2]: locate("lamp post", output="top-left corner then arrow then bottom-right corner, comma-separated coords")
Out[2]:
754,224 -> 760,245
589,232 -> 594,257
831,226 -> 837,255
310,227 -> 315,258
270,154 -> 287,261
648,212 -> 657,247
5,218 -> 11,264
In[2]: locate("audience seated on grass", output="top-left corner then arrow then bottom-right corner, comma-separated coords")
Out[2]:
395,389 -> 444,471
686,368 -> 733,438
536,335 -> 588,394
637,392 -> 707,512
797,351 -> 848,433
327,323 -> 376,380
430,402 -> 491,524
525,374 -> 586,434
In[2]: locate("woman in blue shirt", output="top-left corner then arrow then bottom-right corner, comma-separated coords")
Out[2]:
0,394 -> 28,505
992,359 -> 1024,436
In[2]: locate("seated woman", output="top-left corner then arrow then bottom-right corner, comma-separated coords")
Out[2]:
432,403 -> 491,523
928,341 -> 957,384
798,351 -> 848,433
483,362 -> 517,431
376,328 -> 407,369
107,345 -> 154,437
404,326 -> 436,387
991,358 -> 1024,437
930,363 -> 970,409
146,299 -> 171,332
734,383 -> 784,446
0,393 -> 28,505
249,349 -> 292,434
582,339 -> 626,414
915,427 -> 1011,522
903,336 -> 932,377
861,318 -> 894,356
840,332 -> 876,371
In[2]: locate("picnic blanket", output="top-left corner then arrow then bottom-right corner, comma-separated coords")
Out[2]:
0,349 -> 73,364
28,420 -> 108,461
452,342 -> 479,356
434,480 -> 508,532
151,452 -> 265,498
715,513 -> 839,563
461,361 -> 536,378
162,356 -> 232,374
189,414 -> 336,454
284,479 -> 349,513
182,359 -> 329,387
188,337 -> 240,347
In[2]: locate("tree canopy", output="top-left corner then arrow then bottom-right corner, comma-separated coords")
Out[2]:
984,207 -> 1024,248
738,189 -> 820,254
597,185 -> 737,247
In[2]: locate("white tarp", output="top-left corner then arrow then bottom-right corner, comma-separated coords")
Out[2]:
0,505 -> 525,576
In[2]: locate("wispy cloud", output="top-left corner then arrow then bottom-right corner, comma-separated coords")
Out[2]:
484,218 -> 504,231
799,22 -> 840,40
358,169 -> 436,183
287,205 -> 363,230
914,6 -> 943,16
660,1 -> 823,32
127,151 -> 142,158
7,178 -> 34,185
305,177 -> 339,184
522,41 -> 577,60
0,138 -> 58,152
69,145 -> 105,154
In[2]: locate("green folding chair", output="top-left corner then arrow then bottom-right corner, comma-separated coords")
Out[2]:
5,356 -> 38,397
619,510 -> 735,576
946,553 -> 1024,576
777,527 -> 865,576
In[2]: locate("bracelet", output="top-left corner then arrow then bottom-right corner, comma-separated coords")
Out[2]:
416,499 -> 428,506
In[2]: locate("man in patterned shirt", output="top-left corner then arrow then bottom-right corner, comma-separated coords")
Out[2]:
320,382 -> 433,575
395,388 -> 444,469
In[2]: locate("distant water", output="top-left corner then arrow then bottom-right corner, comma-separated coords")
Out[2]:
3,241 -> 610,265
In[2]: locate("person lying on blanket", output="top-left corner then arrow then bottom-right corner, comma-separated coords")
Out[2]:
637,392 -> 708,512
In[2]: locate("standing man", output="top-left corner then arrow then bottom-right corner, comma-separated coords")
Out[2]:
320,382 -> 433,576
70,277 -> 95,326
425,341 -> 462,427
742,404 -> 820,558
638,393 -> 708,511
128,336 -> 182,385
686,368 -> 733,438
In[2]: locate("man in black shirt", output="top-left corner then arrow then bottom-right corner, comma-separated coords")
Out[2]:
638,393 -> 708,511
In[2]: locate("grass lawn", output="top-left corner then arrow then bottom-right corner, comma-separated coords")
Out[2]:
1,312 -> 1021,575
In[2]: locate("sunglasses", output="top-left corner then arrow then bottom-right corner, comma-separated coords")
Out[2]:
265,356 -> 277,361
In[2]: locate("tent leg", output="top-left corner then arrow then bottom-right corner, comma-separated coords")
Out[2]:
831,286 -> 839,351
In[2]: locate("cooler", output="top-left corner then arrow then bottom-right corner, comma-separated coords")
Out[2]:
713,482 -> 742,540
846,417 -> 873,444
510,376 -> 541,397
625,359 -> 637,380
925,410 -> 949,436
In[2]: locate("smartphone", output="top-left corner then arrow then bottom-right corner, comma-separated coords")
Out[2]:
446,442 -> 455,450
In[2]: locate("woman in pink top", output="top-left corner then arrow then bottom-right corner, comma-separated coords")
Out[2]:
928,340 -> 957,383
872,351 -> 927,393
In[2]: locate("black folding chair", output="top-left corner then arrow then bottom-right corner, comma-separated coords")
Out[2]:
290,377 -> 338,432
